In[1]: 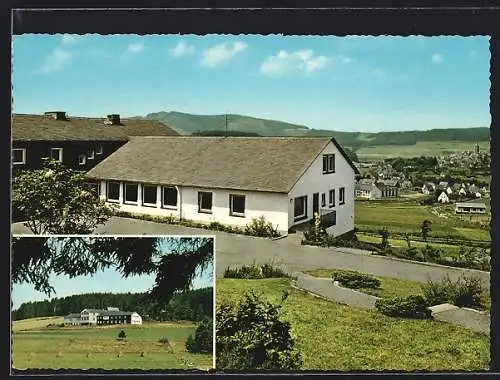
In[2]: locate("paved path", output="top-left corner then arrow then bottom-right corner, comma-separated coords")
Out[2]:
12,217 -> 490,287
428,304 -> 490,335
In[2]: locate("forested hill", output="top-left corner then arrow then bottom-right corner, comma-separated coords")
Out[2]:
12,287 -> 212,322
137,111 -> 489,149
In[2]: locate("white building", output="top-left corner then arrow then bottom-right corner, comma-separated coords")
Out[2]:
437,191 -> 449,203
455,202 -> 487,214
64,308 -> 142,326
86,136 -> 359,236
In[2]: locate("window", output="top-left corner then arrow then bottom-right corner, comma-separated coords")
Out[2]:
87,150 -> 95,160
107,182 -> 120,202
294,196 -> 307,221
198,192 -> 213,213
321,193 -> 326,207
339,187 -> 345,205
329,189 -> 335,207
143,185 -> 157,206
96,145 -> 103,155
124,183 -> 138,204
78,154 -> 86,165
12,148 -> 26,165
322,154 -> 335,174
162,186 -> 178,208
230,194 -> 245,217
50,148 -> 63,162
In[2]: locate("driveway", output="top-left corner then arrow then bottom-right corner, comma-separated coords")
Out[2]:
12,216 -> 490,286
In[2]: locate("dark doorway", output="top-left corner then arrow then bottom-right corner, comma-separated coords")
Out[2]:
313,193 -> 319,215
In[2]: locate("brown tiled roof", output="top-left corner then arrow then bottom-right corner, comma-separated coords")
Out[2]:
12,114 -> 178,141
87,136 -> 357,193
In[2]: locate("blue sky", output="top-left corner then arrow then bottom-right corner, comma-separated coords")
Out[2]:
12,34 -> 490,132
11,237 -> 214,310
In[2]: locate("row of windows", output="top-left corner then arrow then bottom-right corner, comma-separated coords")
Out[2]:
103,182 -> 247,217
12,146 -> 104,165
294,187 -> 346,221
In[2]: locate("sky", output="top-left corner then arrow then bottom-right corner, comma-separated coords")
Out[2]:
11,237 -> 214,310
12,34 -> 490,132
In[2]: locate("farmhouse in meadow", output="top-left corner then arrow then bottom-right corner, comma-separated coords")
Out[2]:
64,307 -> 142,326
455,202 -> 487,214
86,136 -> 359,236
11,112 -> 177,172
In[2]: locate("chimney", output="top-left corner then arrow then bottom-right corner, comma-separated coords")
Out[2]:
44,111 -> 67,120
105,114 -> 121,125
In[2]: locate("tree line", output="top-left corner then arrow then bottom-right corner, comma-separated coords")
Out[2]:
12,287 -> 213,322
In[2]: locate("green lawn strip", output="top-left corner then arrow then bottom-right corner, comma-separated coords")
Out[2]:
304,268 -> 424,299
217,278 -> 489,371
12,323 -> 212,370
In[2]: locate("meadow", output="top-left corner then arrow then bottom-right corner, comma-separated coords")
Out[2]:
216,278 -> 490,371
12,319 -> 213,370
355,141 -> 490,161
354,200 -> 491,242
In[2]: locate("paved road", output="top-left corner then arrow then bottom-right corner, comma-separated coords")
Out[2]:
12,217 -> 490,286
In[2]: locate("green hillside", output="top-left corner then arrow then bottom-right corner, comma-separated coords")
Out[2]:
140,111 -> 489,152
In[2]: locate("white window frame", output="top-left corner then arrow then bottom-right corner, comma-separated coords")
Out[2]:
78,154 -> 86,165
142,184 -> 158,208
294,195 -> 308,221
87,150 -> 95,160
162,186 -> 178,209
198,191 -> 213,214
96,145 -> 104,155
124,183 -> 139,205
322,154 -> 335,174
50,147 -> 63,163
106,181 -> 120,203
229,194 -> 246,217
12,148 -> 26,165
339,187 -> 345,205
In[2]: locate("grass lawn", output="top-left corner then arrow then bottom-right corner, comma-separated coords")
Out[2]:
355,201 -> 490,241
217,278 -> 489,371
12,320 -> 212,370
304,268 -> 424,299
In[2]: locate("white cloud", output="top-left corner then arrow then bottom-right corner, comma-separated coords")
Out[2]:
60,35 -> 77,45
127,43 -> 144,53
260,49 -> 329,76
201,41 -> 247,67
170,41 -> 195,57
39,49 -> 72,74
431,53 -> 444,63
340,55 -> 353,64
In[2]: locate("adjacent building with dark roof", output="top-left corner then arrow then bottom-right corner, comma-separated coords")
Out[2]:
12,112 -> 177,172
64,307 -> 142,326
86,136 -> 359,236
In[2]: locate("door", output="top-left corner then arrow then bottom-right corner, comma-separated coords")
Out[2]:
313,193 -> 319,215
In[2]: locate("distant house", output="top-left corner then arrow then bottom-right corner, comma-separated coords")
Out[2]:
64,313 -> 81,326
12,112 -> 177,172
355,182 -> 382,200
446,186 -> 453,195
451,183 -> 462,192
455,202 -> 487,214
377,181 -> 399,198
86,136 -> 359,236
480,186 -> 489,194
437,191 -> 450,203
458,188 -> 467,196
438,181 -> 449,190
475,192 -> 482,198
468,185 -> 479,195
358,178 -> 376,186
64,307 -> 142,326
422,182 -> 436,195
400,180 -> 412,190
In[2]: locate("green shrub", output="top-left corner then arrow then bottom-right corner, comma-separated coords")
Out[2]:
421,276 -> 457,306
223,263 -> 289,279
375,295 -> 431,319
331,269 -> 381,289
422,245 -> 442,262
421,275 -> 486,310
244,216 -> 280,238
186,317 -> 213,354
159,337 -> 174,353
216,291 -> 302,370
118,330 -> 126,340
260,264 -> 289,278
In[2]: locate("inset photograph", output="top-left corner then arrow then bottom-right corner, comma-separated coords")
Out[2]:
11,236 -> 214,372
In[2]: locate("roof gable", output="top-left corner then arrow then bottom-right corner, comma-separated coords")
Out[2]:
87,136 -> 355,193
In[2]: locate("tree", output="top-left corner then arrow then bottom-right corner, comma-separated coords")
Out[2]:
421,220 -> 432,242
11,237 -> 214,305
118,330 -> 126,340
379,227 -> 390,250
216,291 -> 302,370
12,158 -> 115,234
186,317 -> 213,354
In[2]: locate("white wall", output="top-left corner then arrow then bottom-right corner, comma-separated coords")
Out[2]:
131,312 -> 143,325
288,141 -> 356,237
99,181 -> 290,233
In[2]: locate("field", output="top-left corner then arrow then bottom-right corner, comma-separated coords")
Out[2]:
355,141 -> 490,161
12,319 -> 213,370
355,201 -> 491,241
216,278 -> 489,371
